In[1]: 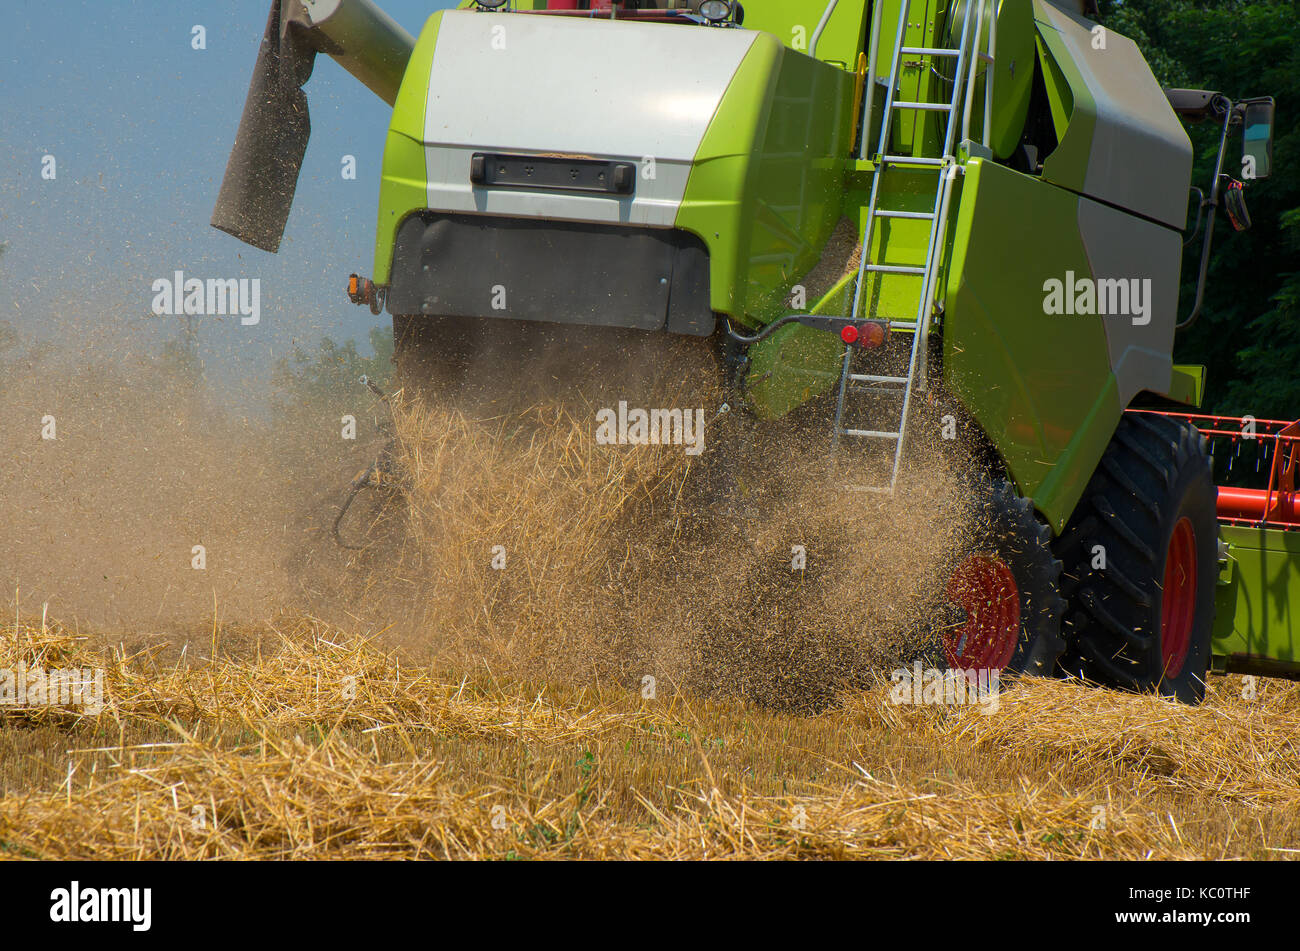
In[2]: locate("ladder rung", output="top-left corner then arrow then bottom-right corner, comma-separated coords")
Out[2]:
842,429 -> 901,440
893,101 -> 951,112
849,374 -> 910,384
881,155 -> 945,166
866,264 -> 926,275
875,209 -> 936,220
901,46 -> 962,57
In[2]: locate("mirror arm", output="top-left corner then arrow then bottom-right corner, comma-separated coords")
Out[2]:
1183,186 -> 1205,247
1177,96 -> 1234,332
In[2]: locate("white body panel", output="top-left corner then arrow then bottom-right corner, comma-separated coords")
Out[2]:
422,11 -> 757,227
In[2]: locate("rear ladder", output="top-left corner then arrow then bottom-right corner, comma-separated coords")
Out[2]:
831,0 -> 993,493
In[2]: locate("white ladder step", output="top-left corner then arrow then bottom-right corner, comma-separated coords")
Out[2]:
893,101 -> 952,112
850,374 -> 910,384
900,46 -> 962,57
866,264 -> 926,275
881,155 -> 946,166
842,429 -> 902,440
875,209 -> 936,220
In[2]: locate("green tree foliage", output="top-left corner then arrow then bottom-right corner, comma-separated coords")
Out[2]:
271,325 -> 394,417
1099,0 -> 1299,417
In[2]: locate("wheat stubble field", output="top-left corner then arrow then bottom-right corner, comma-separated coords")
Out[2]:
2,616 -> 1298,860
1,364 -> 1298,861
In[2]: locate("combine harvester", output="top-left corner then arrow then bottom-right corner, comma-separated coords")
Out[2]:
212,0 -> 1291,702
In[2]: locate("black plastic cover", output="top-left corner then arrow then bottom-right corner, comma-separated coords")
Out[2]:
385,212 -> 715,337
470,153 -> 637,196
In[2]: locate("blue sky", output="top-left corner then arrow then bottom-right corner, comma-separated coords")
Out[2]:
0,0 -> 460,411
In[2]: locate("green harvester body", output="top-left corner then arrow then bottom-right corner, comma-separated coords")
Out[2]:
211,0 -> 1296,681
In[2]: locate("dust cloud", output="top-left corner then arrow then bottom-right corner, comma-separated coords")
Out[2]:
0,325 -> 977,710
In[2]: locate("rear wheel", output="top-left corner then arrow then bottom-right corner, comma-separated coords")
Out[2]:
1052,413 -> 1217,703
942,477 -> 1067,677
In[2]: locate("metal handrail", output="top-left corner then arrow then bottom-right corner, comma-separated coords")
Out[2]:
858,1 -> 884,160
809,0 -> 840,60
984,0 -> 996,148
960,0 -> 986,145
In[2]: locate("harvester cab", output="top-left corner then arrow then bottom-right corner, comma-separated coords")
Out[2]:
211,0 -> 1295,700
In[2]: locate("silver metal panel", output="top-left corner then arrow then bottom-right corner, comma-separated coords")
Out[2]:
1037,2 -> 1193,230
1078,196 -> 1180,406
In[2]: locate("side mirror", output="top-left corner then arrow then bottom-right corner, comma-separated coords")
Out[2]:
1240,97 -> 1275,180
1222,177 -> 1253,232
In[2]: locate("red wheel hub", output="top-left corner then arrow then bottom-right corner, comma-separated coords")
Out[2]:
1160,517 -> 1198,678
943,554 -> 1021,671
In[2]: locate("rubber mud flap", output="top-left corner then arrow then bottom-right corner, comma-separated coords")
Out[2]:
386,213 -> 715,336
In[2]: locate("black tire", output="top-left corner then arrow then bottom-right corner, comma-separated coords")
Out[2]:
1052,413 -> 1217,703
940,476 -> 1067,677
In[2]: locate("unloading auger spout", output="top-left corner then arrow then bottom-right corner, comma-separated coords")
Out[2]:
211,0 -> 414,253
